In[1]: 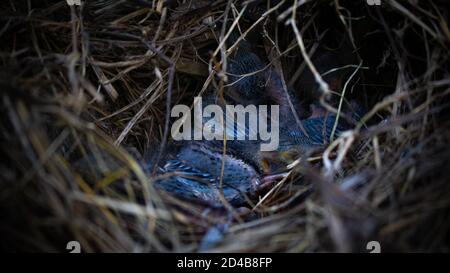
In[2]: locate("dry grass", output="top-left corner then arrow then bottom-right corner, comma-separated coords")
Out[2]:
1,0 -> 450,252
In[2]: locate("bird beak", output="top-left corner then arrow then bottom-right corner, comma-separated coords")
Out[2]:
254,172 -> 290,191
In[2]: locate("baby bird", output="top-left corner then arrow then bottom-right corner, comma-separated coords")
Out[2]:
152,35 -> 359,207
158,142 -> 260,206
153,37 -> 268,207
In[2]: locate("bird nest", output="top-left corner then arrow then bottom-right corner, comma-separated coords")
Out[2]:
1,0 -> 450,252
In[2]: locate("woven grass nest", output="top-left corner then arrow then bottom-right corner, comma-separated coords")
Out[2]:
1,0 -> 450,252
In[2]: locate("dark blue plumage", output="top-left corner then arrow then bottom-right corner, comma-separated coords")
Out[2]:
154,142 -> 259,206
281,115 -> 348,148
227,49 -> 266,100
